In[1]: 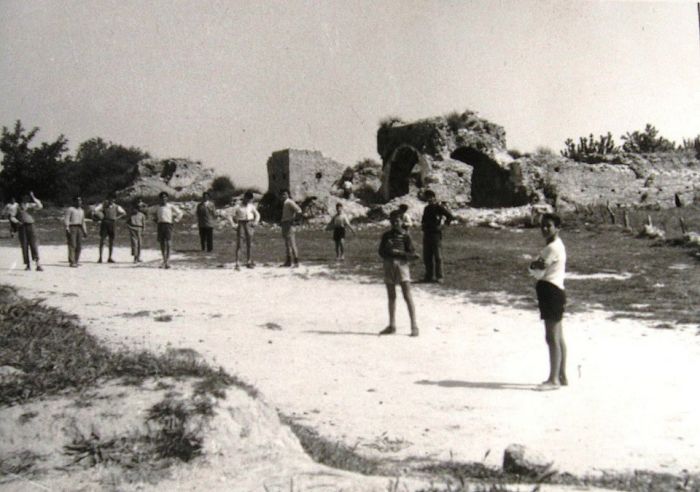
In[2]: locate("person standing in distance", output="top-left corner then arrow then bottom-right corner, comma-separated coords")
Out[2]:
196,192 -> 216,252
420,190 -> 454,283
64,196 -> 88,267
152,192 -> 183,269
279,189 -> 302,267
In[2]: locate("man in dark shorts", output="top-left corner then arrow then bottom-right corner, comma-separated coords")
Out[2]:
94,197 -> 125,263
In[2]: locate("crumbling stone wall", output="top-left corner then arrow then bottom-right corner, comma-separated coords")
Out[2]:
266,149 -> 347,200
518,151 -> 700,209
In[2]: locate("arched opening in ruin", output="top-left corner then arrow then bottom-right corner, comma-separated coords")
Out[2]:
384,145 -> 424,200
451,147 -> 528,207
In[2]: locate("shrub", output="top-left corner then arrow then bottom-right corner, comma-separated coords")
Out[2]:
681,135 -> 700,159
561,132 -> 619,162
208,175 -> 236,207
621,124 -> 676,153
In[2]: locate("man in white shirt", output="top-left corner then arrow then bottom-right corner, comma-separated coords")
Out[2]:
64,196 -> 88,267
231,191 -> 261,270
152,192 -> 183,269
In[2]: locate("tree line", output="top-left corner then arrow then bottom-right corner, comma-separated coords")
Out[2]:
0,120 -> 244,207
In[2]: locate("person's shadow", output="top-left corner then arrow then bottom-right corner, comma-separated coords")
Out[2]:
305,329 -> 382,337
416,379 -> 539,391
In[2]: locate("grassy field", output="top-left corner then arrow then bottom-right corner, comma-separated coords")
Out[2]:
2,204 -> 699,327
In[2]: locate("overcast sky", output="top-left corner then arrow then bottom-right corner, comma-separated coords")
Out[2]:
1,0 -> 699,187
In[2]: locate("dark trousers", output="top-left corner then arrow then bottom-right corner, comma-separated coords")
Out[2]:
18,224 -> 39,265
66,226 -> 83,265
423,232 -> 443,281
199,227 -> 213,252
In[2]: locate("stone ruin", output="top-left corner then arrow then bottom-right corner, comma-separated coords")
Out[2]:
264,110 -> 700,219
117,158 -> 216,200
376,111 -> 700,210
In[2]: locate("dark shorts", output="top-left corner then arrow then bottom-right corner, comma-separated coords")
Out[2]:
333,226 -> 345,242
99,220 -> 115,239
157,222 -> 173,242
536,280 -> 566,321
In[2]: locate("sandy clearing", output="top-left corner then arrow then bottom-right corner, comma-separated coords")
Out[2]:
1,245 -> 699,478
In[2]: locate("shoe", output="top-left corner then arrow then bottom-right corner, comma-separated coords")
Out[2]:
378,326 -> 396,335
24,265 -> 31,271
69,263 -> 77,268
435,278 -> 443,284
234,264 -> 240,271
107,258 -> 115,263
98,258 -> 103,263
292,262 -> 300,268
410,328 -> 420,337
36,265 -> 43,272
164,264 -> 171,269
280,261 -> 292,267
246,263 -> 255,269
416,278 -> 433,284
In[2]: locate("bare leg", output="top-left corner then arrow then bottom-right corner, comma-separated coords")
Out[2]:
559,325 -> 568,385
108,236 -> 114,261
339,238 -> 345,259
543,319 -> 563,385
244,225 -> 252,264
386,284 -> 397,329
400,282 -> 418,335
235,227 -> 242,267
98,237 -> 104,262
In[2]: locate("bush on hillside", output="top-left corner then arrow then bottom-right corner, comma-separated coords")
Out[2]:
561,132 -> 619,162
621,124 -> 676,153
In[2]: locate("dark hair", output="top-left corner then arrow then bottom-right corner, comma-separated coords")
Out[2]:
244,190 -> 254,200
159,192 -> 169,199
398,204 -> 408,212
336,203 -> 343,209
541,213 -> 562,228
389,210 -> 403,222
424,190 -> 436,199
280,189 -> 290,197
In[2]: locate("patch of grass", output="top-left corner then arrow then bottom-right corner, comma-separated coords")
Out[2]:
280,416 -> 382,475
146,398 -> 203,461
0,285 -> 256,406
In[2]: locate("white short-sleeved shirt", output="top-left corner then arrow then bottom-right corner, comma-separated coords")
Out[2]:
154,204 -> 183,224
533,237 -> 566,290
232,203 -> 260,223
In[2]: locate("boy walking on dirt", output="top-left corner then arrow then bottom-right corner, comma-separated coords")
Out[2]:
421,190 -> 454,284
64,196 -> 88,267
326,203 -> 355,260
529,213 -> 568,387
10,192 -> 43,271
378,210 -> 419,337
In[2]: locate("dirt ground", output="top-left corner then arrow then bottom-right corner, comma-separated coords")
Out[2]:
1,245 -> 699,480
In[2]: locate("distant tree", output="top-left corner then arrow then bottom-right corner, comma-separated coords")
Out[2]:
621,124 -> 676,153
0,120 -> 71,203
73,137 -> 150,203
208,175 -> 237,207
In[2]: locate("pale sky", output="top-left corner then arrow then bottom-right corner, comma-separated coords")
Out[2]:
1,0 -> 699,187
